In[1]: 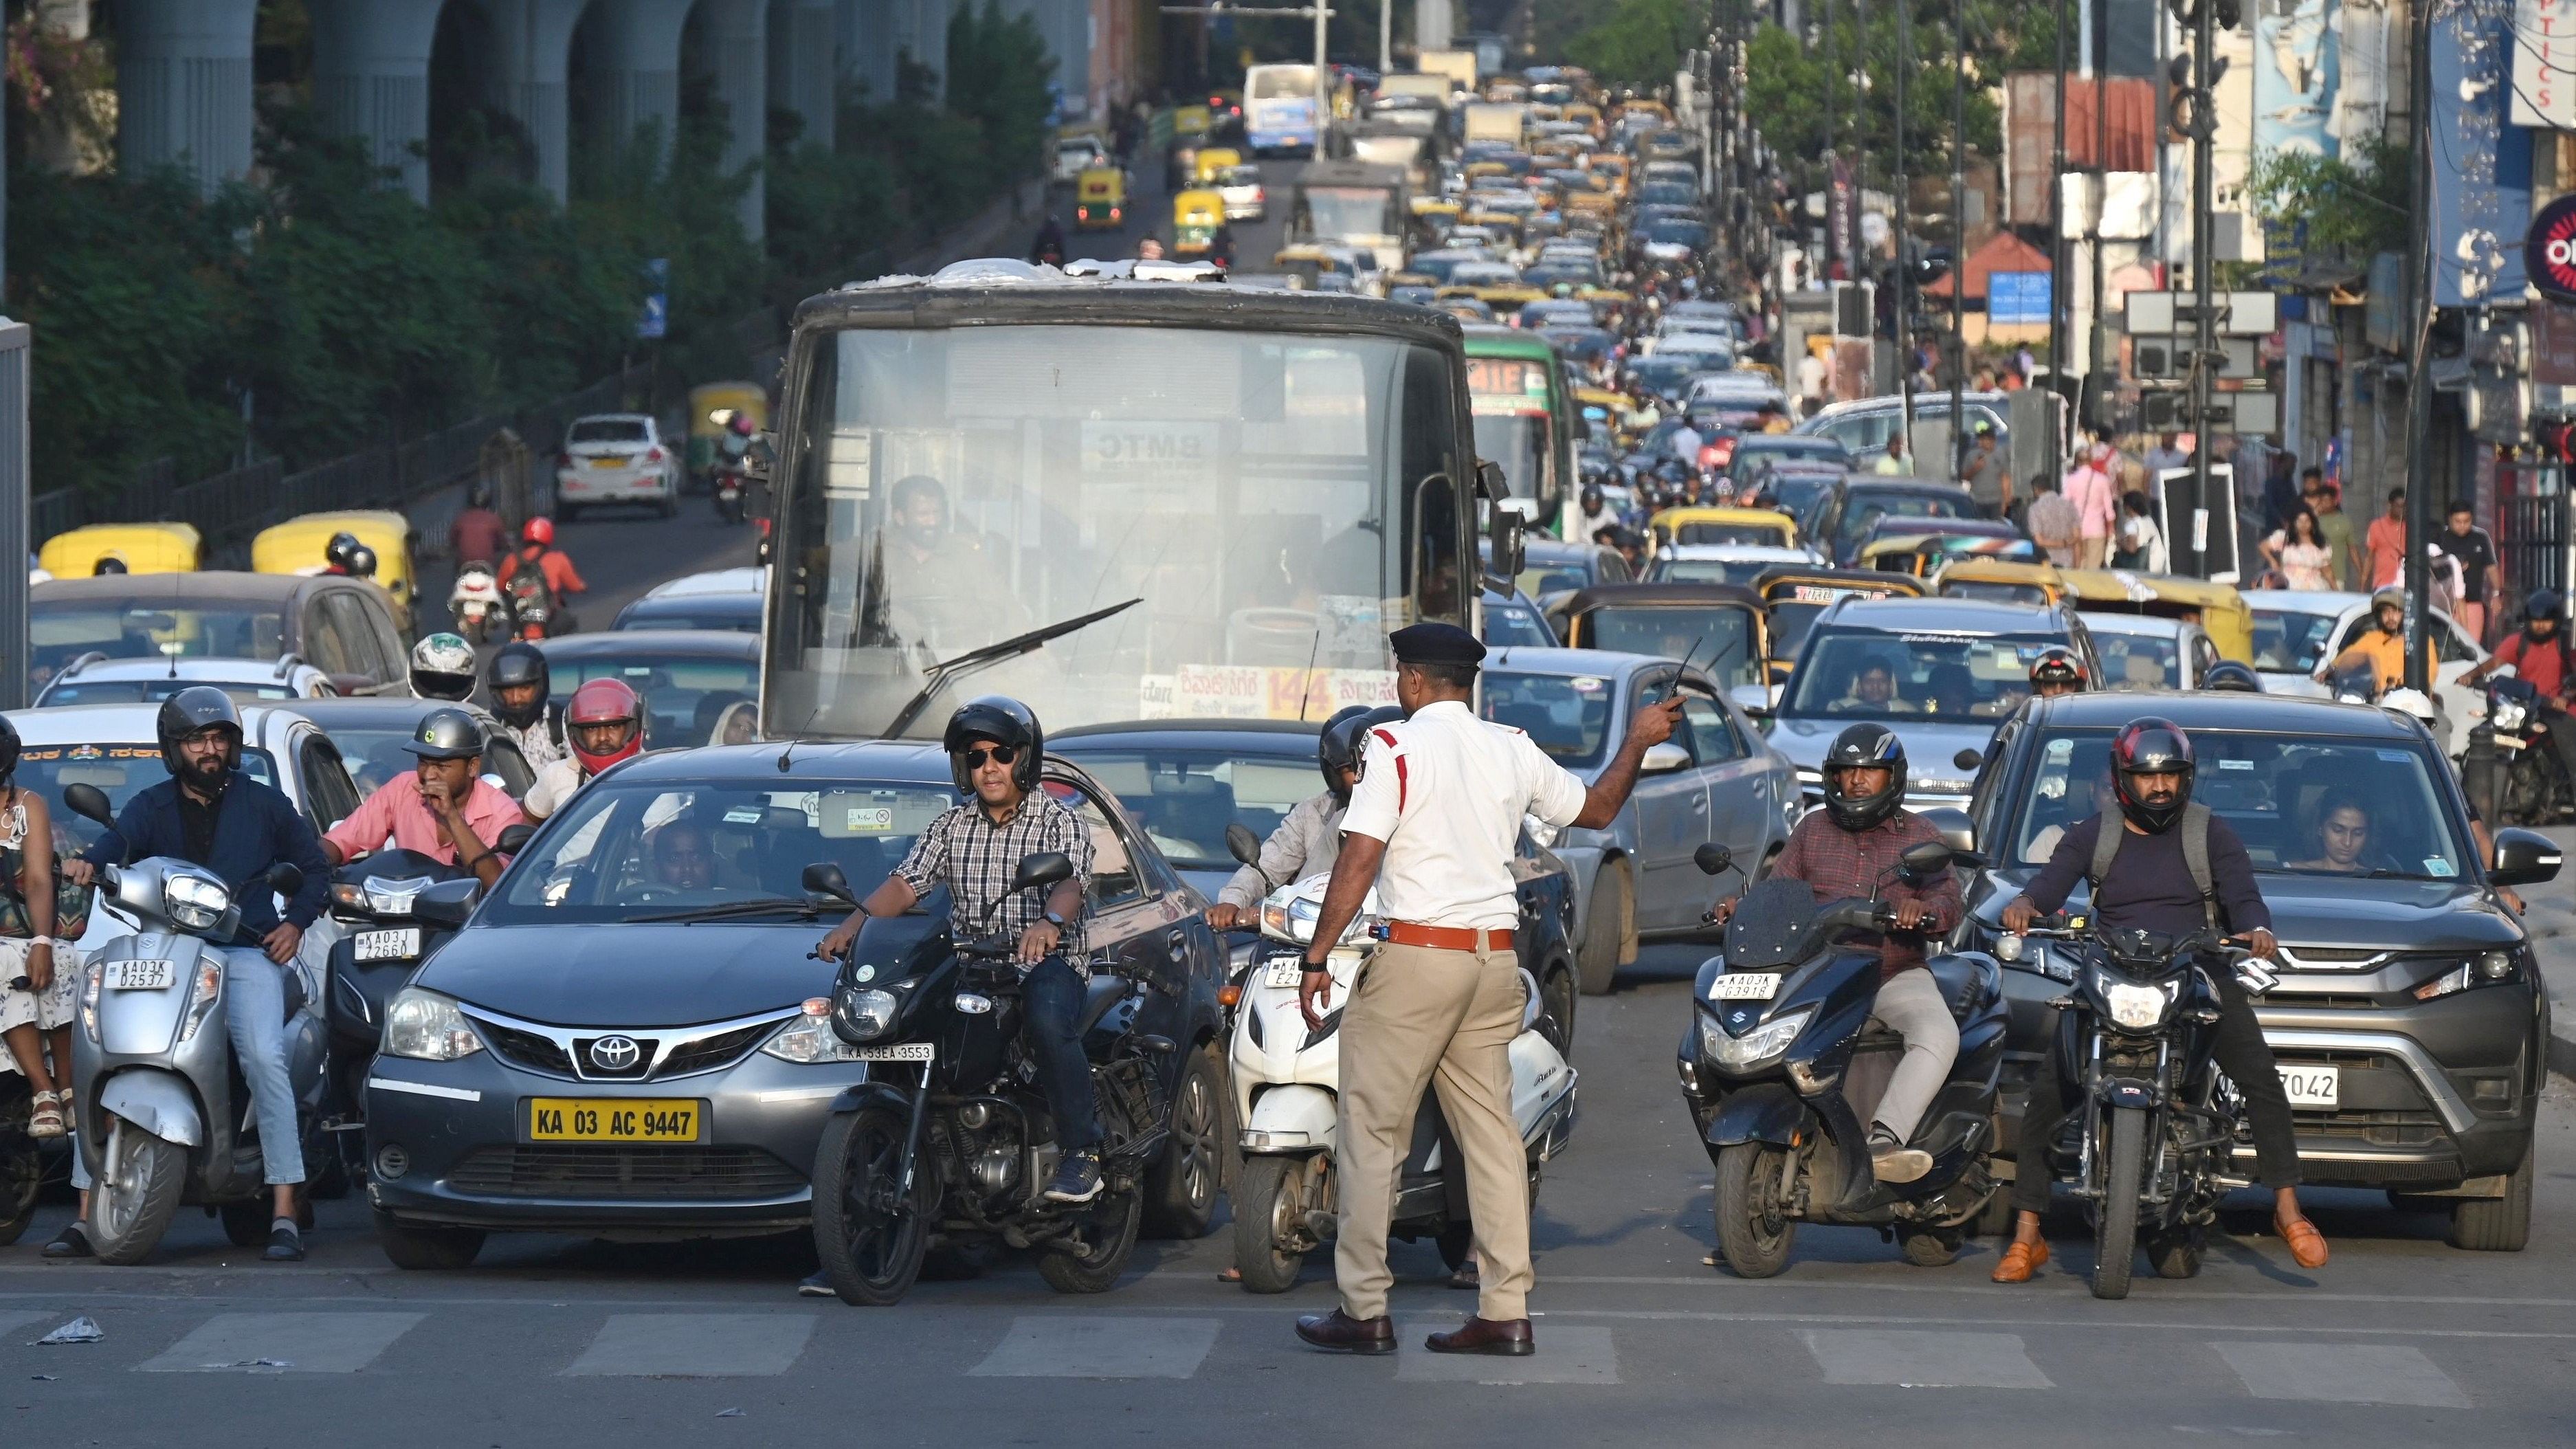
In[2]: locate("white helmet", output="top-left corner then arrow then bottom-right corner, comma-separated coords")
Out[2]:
409,632 -> 478,701
2380,687 -> 2439,730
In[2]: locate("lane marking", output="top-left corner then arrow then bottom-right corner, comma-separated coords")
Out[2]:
1394,1321 -> 1617,1385
1801,1329 -> 2053,1389
0,1309 -> 48,1340
138,1312 -> 423,1373
970,1316 -> 1221,1378
563,1314 -> 817,1377
2217,1341 -> 2471,1409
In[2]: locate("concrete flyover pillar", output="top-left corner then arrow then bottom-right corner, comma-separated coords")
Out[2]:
307,0 -> 449,202
697,0 -> 768,240
770,0 -> 838,148
582,0 -> 695,173
839,0 -> 895,105
489,0 -> 592,201
114,0 -> 259,195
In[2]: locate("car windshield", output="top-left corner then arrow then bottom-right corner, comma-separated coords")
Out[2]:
548,652 -> 759,749
491,778 -> 960,925
1483,597 -> 1556,648
1942,581 -> 2052,606
2094,630 -> 2181,689
1480,670 -> 1614,766
1667,522 -> 1781,547
40,678 -> 300,707
617,601 -> 763,633
1836,490 -> 1975,547
31,600 -> 288,683
1299,186 -> 1400,237
1579,606 -> 1760,688
2252,606 -> 2342,672
569,419 -> 649,444
1641,219 -> 1708,247
2002,727 -> 2474,880
18,741 -> 281,854
1065,749 -> 1320,868
1653,556 -> 1781,587
1784,627 -> 2064,722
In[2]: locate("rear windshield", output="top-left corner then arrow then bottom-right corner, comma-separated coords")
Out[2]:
1480,670 -> 1613,766
17,742 -> 281,854
1785,628 -> 2065,722
2094,631 -> 2181,689
31,601 -> 289,685
548,653 -> 760,749
1064,750 -> 1318,871
568,419 -> 650,444
41,680 -> 300,707
2251,607 -> 2341,672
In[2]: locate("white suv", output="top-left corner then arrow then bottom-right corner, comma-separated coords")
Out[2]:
555,414 -> 680,520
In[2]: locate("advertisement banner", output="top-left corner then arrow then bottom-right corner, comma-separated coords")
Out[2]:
2430,0 -> 2533,307
2254,0 -> 2340,159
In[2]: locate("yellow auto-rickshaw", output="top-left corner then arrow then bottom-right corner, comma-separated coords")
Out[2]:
2058,568 -> 2256,661
38,522 -> 202,578
1173,104 -> 1212,140
1172,188 -> 1226,256
1930,557 -> 2067,607
687,381 -> 766,485
1756,566 -> 1926,676
254,509 -> 419,608
1648,505 -> 1801,550
1074,165 -> 1126,230
1192,146 -> 1243,184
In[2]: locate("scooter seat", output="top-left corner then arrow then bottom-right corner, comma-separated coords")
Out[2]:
279,966 -> 308,1024
1076,975 -> 1134,1036
1925,953 -> 1996,1021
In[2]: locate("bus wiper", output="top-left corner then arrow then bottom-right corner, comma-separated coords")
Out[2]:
877,597 -> 1144,740
628,897 -> 832,924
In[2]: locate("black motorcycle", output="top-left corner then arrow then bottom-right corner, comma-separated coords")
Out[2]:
1680,843 -> 2007,1276
2486,676 -> 2569,825
319,847 -> 497,1189
808,853 -> 1170,1305
2006,916 -> 2261,1299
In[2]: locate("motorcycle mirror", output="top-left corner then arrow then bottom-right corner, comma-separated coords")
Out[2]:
412,876 -> 480,931
1953,747 -> 1983,771
1225,823 -> 1265,870
1897,840 -> 1954,879
803,861 -> 857,903
263,862 -> 304,900
1693,843 -> 1734,876
493,823 -> 535,854
1012,852 -> 1075,894
61,782 -> 115,828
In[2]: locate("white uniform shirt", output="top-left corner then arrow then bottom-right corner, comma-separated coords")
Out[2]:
523,757 -> 586,821
1340,699 -> 1589,931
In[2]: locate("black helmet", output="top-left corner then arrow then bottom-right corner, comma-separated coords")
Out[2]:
2109,717 -> 2195,834
487,642 -> 551,727
2527,588 -> 2565,624
2201,660 -> 2263,693
1820,722 -> 1907,832
1318,704 -> 1401,801
2028,646 -> 2087,692
326,531 -> 362,570
157,686 -> 243,779
0,714 -> 19,784
1580,483 -> 1604,512
93,555 -> 127,575
402,707 -> 488,762
942,695 -> 1043,795
346,544 -> 379,579
467,480 -> 493,509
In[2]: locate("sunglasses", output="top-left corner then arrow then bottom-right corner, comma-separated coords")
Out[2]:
959,744 -> 1019,768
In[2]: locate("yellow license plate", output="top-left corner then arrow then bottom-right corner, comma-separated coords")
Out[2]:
526,1098 -> 704,1142
588,455 -> 630,469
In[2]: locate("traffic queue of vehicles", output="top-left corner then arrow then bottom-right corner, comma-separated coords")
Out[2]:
0,62 -> 2559,1302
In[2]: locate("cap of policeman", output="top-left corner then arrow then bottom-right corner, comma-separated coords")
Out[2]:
1388,621 -> 1487,668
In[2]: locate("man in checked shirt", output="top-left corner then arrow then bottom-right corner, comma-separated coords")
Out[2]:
1708,722 -> 1962,1182
817,697 -> 1101,1202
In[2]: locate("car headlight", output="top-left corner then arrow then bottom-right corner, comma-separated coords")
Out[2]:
764,997 -> 874,1062
2098,973 -> 2177,1031
164,871 -> 231,931
2414,951 -> 2520,1001
1698,1006 -> 1813,1070
835,987 -> 900,1042
381,987 -> 485,1061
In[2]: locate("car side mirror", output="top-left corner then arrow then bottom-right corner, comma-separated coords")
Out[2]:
1012,852 -> 1075,894
263,862 -> 304,900
1728,683 -> 1771,718
1953,747 -> 1983,772
412,876 -> 481,930
1225,823 -> 1264,870
803,861 -> 856,903
1486,496 -> 1526,586
493,824 -> 535,855
1897,839 -> 1955,880
2489,827 -> 2562,887
1641,741 -> 1690,774
62,782 -> 114,829
1916,806 -> 1983,865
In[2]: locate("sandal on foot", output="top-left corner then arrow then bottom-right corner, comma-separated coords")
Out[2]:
1990,1239 -> 2050,1283
1217,1266 -> 1242,1283
27,1089 -> 65,1139
1447,1263 -> 1480,1290
2277,1217 -> 2329,1270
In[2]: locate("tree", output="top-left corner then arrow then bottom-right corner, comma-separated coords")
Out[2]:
1565,0 -> 1701,85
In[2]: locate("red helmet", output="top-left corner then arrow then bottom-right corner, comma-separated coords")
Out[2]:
522,516 -> 555,547
2108,717 -> 2195,834
566,677 -> 644,775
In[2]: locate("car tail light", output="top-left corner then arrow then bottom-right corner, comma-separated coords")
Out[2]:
644,447 -> 664,463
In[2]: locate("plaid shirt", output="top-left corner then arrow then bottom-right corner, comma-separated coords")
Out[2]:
1768,808 -> 1962,982
893,791 -> 1094,972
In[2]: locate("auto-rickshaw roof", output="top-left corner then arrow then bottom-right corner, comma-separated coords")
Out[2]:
1753,565 -> 1929,598
1559,581 -> 1765,616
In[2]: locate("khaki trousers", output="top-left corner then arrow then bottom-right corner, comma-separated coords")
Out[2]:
1333,942 -> 1532,1322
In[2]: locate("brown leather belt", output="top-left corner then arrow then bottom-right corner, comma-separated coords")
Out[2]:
1380,921 -> 1515,952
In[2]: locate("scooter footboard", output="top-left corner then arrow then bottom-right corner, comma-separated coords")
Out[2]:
1243,1083 -> 1337,1151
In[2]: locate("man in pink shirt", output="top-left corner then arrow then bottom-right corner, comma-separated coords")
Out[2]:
322,708 -> 525,889
2061,443 -> 2119,568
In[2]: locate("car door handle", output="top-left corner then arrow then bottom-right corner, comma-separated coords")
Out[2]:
1689,794 -> 1706,810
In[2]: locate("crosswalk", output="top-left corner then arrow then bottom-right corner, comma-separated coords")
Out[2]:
0,1306 -> 2511,1403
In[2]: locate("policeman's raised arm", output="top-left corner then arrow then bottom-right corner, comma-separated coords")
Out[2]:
1572,694 -> 1683,829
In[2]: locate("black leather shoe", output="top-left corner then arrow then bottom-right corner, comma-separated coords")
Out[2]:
40,1223 -> 91,1260
1425,1316 -> 1534,1356
263,1224 -> 305,1262
1294,1309 -> 1395,1355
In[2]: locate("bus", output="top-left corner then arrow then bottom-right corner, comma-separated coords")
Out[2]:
1244,63 -> 1320,155
759,267 -> 1507,733
1289,159 -> 1410,272
1461,326 -> 1574,533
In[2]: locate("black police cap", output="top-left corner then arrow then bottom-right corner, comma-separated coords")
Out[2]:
1388,622 -> 1487,667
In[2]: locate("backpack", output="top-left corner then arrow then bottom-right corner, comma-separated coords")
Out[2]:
2085,803 -> 2219,931
502,549 -> 555,612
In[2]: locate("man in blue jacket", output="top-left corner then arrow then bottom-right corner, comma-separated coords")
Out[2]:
60,688 -> 331,1261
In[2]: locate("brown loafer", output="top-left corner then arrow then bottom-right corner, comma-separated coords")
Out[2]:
2277,1216 -> 2329,1270
1295,1309 -> 1395,1355
1425,1316 -> 1534,1356
1990,1239 -> 2049,1283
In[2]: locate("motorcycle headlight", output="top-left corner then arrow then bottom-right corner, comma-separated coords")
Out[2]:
2096,971 -> 2177,1031
1698,1005 -> 1813,1070
2494,698 -> 2528,731
835,987 -> 900,1043
764,997 -> 874,1062
164,872 -> 232,931
381,987 -> 485,1061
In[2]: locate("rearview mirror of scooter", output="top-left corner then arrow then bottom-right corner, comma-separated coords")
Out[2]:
1012,852 -> 1075,894
62,782 -> 115,829
262,861 -> 304,901
1897,841 -> 1953,880
1225,823 -> 1265,871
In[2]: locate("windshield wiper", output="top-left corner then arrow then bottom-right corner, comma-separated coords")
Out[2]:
877,597 -> 1144,740
628,897 -> 834,925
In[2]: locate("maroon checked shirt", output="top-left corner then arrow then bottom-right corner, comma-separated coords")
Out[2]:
1766,809 -> 1962,982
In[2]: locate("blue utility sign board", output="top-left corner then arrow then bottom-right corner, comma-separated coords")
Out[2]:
1988,271 -> 2051,324
637,258 -> 669,340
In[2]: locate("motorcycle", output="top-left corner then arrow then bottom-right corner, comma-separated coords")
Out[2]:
1221,865 -> 1578,1293
500,560 -> 562,641
317,848 -> 486,1187
2002,914 -> 2268,1299
808,852 -> 1170,1306
2486,676 -> 2570,825
59,783 -> 325,1264
1680,843 -> 2006,1277
449,563 -> 509,644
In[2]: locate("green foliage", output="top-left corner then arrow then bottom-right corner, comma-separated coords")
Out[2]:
2243,134 -> 2410,262
1742,6 -> 2019,197
1564,0 -> 1702,85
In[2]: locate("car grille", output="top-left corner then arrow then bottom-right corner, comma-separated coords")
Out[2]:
658,1021 -> 775,1077
447,1145 -> 806,1199
466,1009 -> 789,1082
2289,1109 -> 2448,1149
477,1019 -> 575,1076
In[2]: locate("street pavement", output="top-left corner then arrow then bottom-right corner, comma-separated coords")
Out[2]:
6,941 -> 2574,1446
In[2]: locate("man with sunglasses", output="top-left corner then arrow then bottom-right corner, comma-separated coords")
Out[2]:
815,696 -> 1097,1211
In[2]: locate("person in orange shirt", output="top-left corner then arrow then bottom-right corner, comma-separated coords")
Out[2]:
504,516 -> 587,598
2364,487 -> 2408,589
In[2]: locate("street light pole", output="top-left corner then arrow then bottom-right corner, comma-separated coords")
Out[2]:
2188,0 -> 2215,580
1315,0 -> 1331,157
1379,0 -> 1390,78
1949,0 -> 1965,485
2401,0 -> 2435,687
1896,0 -> 1915,464
2046,0 -> 2068,496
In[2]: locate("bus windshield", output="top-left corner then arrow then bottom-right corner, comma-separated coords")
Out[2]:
767,322 -> 1467,738
1298,186 -> 1401,239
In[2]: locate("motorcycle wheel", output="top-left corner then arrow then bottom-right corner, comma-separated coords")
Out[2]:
87,1116 -> 188,1266
2148,1224 -> 2203,1279
1036,1184 -> 1142,1294
373,1208 -> 485,1270
1713,1140 -> 1796,1279
1143,1045 -> 1225,1239
1898,1224 -> 1963,1267
1230,1153 -> 1309,1293
811,1104 -> 930,1307
2091,1106 -> 2146,1301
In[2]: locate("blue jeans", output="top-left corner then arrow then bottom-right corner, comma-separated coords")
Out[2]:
73,946 -> 302,1190
1019,955 -> 1100,1154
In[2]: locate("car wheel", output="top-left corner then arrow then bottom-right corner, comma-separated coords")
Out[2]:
1142,1044 -> 1224,1239
1538,962 -> 1577,1055
2450,1136 -> 2533,1251
1577,863 -> 1630,996
373,1208 -> 484,1270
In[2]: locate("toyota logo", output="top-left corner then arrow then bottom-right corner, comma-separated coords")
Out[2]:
588,1035 -> 643,1072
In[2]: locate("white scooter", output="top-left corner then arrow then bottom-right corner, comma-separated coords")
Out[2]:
449,563 -> 507,643
1225,867 -> 1578,1292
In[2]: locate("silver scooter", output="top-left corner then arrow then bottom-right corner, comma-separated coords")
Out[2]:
62,784 -> 324,1264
